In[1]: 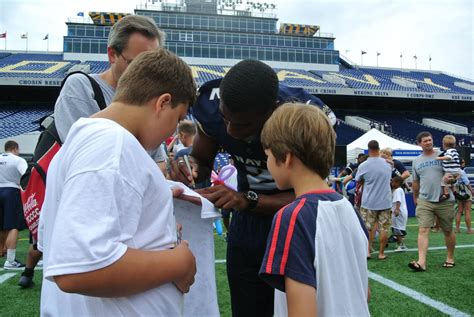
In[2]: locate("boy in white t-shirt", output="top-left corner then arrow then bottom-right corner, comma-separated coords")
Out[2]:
38,49 -> 197,316
391,176 -> 408,252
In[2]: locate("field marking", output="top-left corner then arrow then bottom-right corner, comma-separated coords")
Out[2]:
377,244 -> 474,254
0,273 -> 16,284
368,271 -> 470,317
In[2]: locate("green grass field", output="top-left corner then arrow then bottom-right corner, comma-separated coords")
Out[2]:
1,215 -> 473,316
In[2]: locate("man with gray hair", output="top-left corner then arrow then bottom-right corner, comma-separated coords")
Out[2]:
55,14 -> 165,142
19,15 -> 166,289
355,140 -> 392,260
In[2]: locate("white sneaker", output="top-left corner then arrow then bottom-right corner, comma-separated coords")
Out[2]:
37,260 -> 43,268
394,244 -> 407,252
4,259 -> 26,270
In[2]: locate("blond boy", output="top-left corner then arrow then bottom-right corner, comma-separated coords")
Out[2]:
38,49 -> 197,316
436,135 -> 466,201
258,103 -> 369,317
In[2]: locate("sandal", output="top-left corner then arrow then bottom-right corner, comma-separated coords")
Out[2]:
379,255 -> 388,261
408,261 -> 426,272
442,261 -> 455,268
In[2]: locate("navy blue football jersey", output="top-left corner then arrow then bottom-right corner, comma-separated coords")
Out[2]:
191,78 -> 336,195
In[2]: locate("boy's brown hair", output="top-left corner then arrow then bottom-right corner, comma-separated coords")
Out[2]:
442,134 -> 456,148
114,49 -> 196,107
261,103 -> 335,179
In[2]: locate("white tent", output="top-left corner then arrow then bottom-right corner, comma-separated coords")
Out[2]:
347,129 -> 422,162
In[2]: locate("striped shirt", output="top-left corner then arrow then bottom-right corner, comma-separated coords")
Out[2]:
441,148 -> 461,173
259,190 -> 369,317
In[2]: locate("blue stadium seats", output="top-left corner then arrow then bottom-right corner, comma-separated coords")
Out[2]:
0,53 -> 11,60
0,53 -> 64,62
334,120 -> 365,145
0,106 -> 52,138
363,68 -> 474,94
83,61 -> 110,73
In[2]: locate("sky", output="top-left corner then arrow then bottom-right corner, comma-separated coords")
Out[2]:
0,0 -> 472,80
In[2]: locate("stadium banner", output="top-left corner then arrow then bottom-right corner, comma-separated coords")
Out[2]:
363,149 -> 422,157
0,77 -> 472,102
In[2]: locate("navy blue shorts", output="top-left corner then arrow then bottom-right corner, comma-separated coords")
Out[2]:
0,187 -> 25,230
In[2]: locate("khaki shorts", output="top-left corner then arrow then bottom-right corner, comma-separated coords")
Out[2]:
359,207 -> 392,231
416,199 -> 455,232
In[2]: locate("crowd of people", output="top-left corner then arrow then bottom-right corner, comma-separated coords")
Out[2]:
0,13 -> 472,317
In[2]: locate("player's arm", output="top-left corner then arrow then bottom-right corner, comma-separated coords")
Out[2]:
190,127 -> 219,182
285,276 -> 317,317
197,186 -> 294,216
54,243 -> 196,297
169,127 -> 219,184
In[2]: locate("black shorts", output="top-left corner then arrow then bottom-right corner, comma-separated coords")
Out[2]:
0,187 -> 25,230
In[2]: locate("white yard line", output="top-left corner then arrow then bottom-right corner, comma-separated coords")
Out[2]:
214,244 -> 474,263
0,273 -> 16,284
379,244 -> 474,254
368,271 -> 470,317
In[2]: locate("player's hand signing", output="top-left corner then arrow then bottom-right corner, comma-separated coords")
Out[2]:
173,240 -> 196,294
196,185 -> 249,210
169,156 -> 199,186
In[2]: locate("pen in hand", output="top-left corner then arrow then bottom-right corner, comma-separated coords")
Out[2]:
183,155 -> 196,189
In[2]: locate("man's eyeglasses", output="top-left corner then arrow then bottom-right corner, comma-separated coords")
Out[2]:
119,53 -> 133,65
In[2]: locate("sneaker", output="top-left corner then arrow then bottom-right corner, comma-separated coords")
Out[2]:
4,259 -> 26,270
18,274 -> 34,288
37,260 -> 43,268
394,244 -> 407,252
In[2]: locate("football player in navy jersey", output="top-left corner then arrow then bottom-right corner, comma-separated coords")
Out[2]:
170,59 -> 335,317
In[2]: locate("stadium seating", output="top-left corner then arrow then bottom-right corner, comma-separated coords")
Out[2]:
83,61 -> 110,73
334,120 -> 365,145
0,106 -> 52,138
363,68 -> 474,94
0,52 -> 11,60
0,53 -> 64,62
0,60 -> 79,78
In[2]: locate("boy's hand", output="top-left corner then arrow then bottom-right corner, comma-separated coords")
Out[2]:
196,185 -> 248,210
173,241 -> 196,293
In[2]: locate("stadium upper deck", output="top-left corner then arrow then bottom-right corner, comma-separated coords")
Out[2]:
0,0 -> 473,158
0,54 -> 473,102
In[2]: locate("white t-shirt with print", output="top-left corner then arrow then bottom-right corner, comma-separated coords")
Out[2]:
38,118 -> 183,316
391,187 -> 408,231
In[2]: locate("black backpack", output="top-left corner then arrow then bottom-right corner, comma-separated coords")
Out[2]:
20,71 -> 107,239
